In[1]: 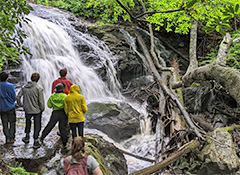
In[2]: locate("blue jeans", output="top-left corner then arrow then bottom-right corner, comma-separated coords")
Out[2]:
0,108 -> 16,140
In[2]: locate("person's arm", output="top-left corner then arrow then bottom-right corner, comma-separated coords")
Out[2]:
87,155 -> 102,175
39,88 -> 45,112
11,84 -> 16,101
47,96 -> 53,109
64,98 -> 68,115
52,81 -> 56,94
81,96 -> 87,113
92,166 -> 102,175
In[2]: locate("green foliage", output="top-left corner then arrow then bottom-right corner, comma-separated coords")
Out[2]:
199,29 -> 240,70
0,0 -> 33,69
34,0 -> 123,23
199,46 -> 218,66
226,30 -> 240,69
32,0 -> 240,36
8,162 -> 38,175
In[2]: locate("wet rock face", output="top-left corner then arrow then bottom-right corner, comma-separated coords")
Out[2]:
0,123 -> 128,174
199,128 -> 240,174
86,134 -> 128,175
85,102 -> 141,142
87,25 -> 171,90
183,86 -> 238,128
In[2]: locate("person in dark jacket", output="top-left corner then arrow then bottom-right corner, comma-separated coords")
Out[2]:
40,83 -> 68,147
0,72 -> 16,144
16,73 -> 45,148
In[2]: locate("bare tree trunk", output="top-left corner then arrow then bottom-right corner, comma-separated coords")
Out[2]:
180,33 -> 240,104
186,18 -> 198,74
136,32 -> 204,140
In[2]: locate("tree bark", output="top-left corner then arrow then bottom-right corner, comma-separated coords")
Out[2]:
181,33 -> 240,104
129,139 -> 200,175
136,32 -> 204,140
182,63 -> 240,104
186,18 -> 198,74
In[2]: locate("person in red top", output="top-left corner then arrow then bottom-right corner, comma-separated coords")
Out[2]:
52,68 -> 73,95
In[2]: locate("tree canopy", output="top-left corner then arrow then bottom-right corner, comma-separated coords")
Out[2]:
2,0 -> 239,70
0,0 -> 32,70
40,0 -> 239,35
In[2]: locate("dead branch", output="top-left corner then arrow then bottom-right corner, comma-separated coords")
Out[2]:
136,32 -> 204,140
233,37 -> 240,45
190,114 -> 214,132
129,139 -> 200,175
115,0 -> 185,21
119,149 -> 155,163
215,32 -> 232,65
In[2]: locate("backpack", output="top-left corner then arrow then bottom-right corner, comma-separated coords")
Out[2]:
63,155 -> 89,175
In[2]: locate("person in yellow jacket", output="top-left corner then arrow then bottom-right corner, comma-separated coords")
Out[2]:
64,84 -> 87,139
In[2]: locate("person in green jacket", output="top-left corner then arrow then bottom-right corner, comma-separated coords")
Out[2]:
40,83 -> 68,147
64,84 -> 87,139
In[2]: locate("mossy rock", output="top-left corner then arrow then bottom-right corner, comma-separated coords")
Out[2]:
85,134 -> 128,175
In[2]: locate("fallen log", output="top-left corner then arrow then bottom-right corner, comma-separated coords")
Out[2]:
129,139 -> 200,175
119,149 -> 155,163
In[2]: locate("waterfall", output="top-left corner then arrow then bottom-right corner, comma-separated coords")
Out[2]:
19,4 -> 155,173
21,6 -> 122,105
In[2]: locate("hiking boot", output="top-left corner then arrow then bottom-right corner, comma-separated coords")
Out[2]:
57,131 -> 61,137
10,138 -> 15,144
22,136 -> 30,144
33,139 -> 41,149
40,137 -> 44,144
6,138 -> 11,144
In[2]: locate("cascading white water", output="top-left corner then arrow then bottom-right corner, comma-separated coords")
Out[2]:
19,4 -> 156,173
21,13 -> 122,104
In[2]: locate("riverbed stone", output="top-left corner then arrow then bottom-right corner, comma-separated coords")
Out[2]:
198,127 -> 240,174
85,102 -> 141,142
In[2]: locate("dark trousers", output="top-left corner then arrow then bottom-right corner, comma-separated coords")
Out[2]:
25,113 -> 42,139
0,108 -> 16,140
41,109 -> 68,146
69,122 -> 84,139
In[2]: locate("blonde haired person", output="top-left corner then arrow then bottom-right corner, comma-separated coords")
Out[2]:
56,136 -> 103,175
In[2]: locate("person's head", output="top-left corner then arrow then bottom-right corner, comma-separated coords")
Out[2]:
71,136 -> 85,161
59,68 -> 67,78
55,83 -> 65,93
31,73 -> 40,82
0,72 -> 9,82
69,84 -> 81,94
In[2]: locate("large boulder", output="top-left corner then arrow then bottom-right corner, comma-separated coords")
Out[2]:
198,127 -> 240,174
85,133 -> 128,175
85,102 -> 141,142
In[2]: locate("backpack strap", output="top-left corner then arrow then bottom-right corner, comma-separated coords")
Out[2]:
63,156 -> 72,175
63,155 -> 89,175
